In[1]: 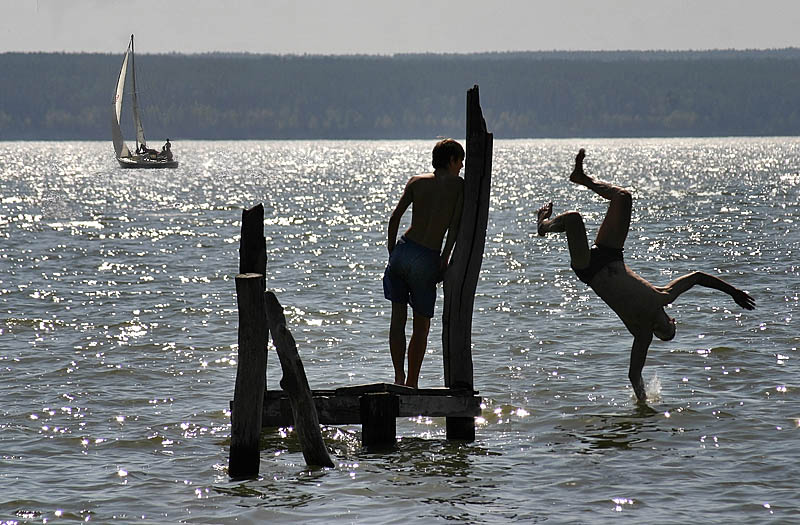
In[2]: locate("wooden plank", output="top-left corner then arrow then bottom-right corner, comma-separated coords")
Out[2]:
334,382 -> 477,397
262,390 -> 482,427
229,273 -> 268,479
264,395 -> 362,426
397,394 -> 481,418
442,85 -> 493,393
265,291 -> 334,468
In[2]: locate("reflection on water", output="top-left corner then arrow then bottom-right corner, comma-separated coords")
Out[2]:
565,405 -> 661,453
0,139 -> 798,522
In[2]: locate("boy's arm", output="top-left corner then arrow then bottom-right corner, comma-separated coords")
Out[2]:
440,185 -> 464,267
387,180 -> 413,254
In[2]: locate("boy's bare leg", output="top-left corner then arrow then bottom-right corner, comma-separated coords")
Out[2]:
389,302 -> 408,385
405,314 -> 431,388
570,149 -> 632,250
538,203 -> 591,270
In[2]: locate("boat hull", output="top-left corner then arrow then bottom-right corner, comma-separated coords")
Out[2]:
117,157 -> 178,169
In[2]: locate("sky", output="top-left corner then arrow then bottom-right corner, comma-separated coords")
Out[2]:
2,0 -> 800,55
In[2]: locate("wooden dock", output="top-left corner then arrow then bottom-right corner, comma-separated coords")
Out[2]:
228,85 -> 492,476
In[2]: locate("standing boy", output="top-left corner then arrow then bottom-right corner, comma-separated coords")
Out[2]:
383,139 -> 465,388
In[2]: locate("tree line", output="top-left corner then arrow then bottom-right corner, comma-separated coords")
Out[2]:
2,50 -> 800,140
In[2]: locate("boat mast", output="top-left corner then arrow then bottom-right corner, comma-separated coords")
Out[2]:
130,34 -> 147,151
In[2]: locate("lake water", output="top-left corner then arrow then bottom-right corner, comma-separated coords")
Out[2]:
0,139 -> 797,523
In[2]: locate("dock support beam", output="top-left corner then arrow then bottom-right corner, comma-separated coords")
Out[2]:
442,85 -> 492,441
360,393 -> 399,449
229,273 -> 268,478
266,292 -> 334,468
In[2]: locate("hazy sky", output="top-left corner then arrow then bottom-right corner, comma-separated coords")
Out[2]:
3,0 -> 800,55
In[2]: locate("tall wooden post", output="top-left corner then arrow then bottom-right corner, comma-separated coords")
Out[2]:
229,204 -> 268,477
229,273 -> 268,478
442,85 -> 492,441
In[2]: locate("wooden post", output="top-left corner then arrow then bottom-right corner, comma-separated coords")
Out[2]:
265,292 -> 334,468
442,85 -> 492,441
229,273 -> 268,478
360,393 -> 399,449
239,202 -> 268,392
239,204 -> 267,282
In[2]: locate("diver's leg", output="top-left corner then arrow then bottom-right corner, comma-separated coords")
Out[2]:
538,203 -> 591,269
570,149 -> 632,249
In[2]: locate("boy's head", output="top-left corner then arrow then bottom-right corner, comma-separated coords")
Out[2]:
432,139 -> 465,170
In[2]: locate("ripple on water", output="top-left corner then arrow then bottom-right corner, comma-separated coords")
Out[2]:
0,139 -> 798,522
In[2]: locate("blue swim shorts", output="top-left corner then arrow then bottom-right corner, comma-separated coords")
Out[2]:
383,235 -> 441,318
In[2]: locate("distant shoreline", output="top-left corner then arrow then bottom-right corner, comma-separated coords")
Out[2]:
3,50 -> 800,140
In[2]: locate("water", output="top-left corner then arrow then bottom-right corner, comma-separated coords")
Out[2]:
0,139 -> 797,523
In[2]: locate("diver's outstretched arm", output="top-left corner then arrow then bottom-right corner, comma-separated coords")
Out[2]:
628,333 -> 653,402
659,271 -> 755,310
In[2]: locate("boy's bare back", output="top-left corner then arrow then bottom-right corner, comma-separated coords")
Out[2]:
403,173 -> 464,252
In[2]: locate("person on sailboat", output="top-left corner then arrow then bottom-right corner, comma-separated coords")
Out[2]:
161,139 -> 173,161
139,143 -> 158,158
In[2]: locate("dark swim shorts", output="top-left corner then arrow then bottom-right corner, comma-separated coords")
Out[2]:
383,235 -> 441,318
571,244 -> 623,285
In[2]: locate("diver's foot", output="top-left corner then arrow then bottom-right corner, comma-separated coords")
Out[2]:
569,148 -> 588,184
394,373 -> 405,386
537,202 -> 553,236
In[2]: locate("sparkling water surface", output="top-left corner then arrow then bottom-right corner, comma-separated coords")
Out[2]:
0,139 -> 797,523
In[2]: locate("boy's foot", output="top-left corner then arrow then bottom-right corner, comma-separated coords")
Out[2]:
537,202 -> 553,236
569,148 -> 588,184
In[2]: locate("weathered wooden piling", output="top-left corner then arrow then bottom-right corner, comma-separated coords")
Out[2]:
442,85 -> 493,441
360,392 -> 399,449
229,272 -> 268,478
265,291 -> 334,468
229,204 -> 269,478
239,204 -> 267,282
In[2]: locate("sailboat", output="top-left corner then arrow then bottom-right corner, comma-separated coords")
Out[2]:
112,34 -> 178,168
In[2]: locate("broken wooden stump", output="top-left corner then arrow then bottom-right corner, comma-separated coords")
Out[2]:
265,291 -> 334,468
239,204 -> 267,287
229,273 -> 268,478
360,392 -> 399,450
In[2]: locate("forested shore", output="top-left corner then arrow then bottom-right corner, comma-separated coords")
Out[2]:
2,49 -> 800,140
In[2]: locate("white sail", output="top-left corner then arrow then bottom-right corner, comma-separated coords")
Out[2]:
130,35 -> 147,149
112,39 -> 131,159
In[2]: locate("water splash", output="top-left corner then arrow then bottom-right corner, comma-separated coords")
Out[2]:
645,371 -> 663,402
